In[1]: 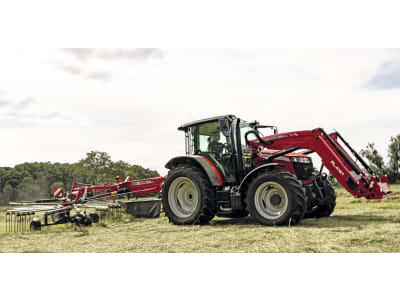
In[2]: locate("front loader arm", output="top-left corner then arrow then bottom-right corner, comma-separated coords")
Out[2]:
250,128 -> 392,200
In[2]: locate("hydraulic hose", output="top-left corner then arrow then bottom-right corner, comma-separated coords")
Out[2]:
245,130 -> 274,147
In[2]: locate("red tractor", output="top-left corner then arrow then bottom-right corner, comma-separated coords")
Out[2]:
162,115 -> 393,226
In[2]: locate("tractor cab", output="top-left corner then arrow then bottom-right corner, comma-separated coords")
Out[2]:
178,115 -> 281,185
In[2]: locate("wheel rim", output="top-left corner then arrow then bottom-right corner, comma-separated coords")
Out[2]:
254,181 -> 289,220
168,177 -> 199,218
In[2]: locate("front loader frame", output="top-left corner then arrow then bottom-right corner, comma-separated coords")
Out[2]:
252,127 -> 392,200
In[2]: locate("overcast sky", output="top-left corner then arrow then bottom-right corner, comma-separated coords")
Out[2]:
1,48 -> 399,176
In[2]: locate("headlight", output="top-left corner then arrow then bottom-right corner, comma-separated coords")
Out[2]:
291,157 -> 310,164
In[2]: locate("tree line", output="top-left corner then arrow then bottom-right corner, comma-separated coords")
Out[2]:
0,151 -> 160,205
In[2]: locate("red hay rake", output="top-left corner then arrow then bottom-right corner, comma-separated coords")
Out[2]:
5,176 -> 164,232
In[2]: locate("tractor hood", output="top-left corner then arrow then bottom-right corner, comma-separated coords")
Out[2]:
260,149 -> 312,162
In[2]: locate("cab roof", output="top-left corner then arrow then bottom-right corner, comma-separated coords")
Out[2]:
178,114 -> 237,132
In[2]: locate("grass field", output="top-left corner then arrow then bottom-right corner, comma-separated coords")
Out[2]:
1,185 -> 400,253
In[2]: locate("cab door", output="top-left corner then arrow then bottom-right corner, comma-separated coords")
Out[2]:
188,120 -> 236,183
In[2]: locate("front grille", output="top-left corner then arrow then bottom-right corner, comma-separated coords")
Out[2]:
293,162 -> 313,180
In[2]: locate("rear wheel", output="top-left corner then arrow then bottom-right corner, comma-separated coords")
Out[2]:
162,165 -> 217,225
246,170 -> 305,226
30,218 -> 42,231
82,215 -> 92,226
89,212 -> 99,223
71,213 -> 83,226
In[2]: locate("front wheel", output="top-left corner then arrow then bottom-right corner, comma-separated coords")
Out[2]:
162,165 -> 217,225
246,170 -> 305,226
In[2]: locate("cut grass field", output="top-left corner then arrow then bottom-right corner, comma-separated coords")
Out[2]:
1,184 -> 400,253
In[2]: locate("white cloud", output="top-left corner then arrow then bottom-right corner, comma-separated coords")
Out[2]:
53,48 -> 165,82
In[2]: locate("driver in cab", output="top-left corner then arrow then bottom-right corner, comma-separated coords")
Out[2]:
208,134 -> 225,159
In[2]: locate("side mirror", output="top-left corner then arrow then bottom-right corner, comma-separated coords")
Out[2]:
219,119 -> 231,137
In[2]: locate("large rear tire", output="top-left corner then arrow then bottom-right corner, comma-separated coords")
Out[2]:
246,170 -> 305,226
162,165 -> 217,225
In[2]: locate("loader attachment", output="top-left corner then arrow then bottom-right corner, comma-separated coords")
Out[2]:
256,127 -> 394,200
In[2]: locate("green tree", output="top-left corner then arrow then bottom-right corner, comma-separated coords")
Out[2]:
17,177 -> 48,202
360,142 -> 386,177
388,135 -> 400,183
1,184 -> 15,204
76,151 -> 114,183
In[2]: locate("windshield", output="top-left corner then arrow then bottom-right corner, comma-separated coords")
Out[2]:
239,121 -> 255,153
239,120 -> 277,147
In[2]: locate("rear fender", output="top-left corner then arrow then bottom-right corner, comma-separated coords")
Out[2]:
165,155 -> 223,186
238,163 -> 282,191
